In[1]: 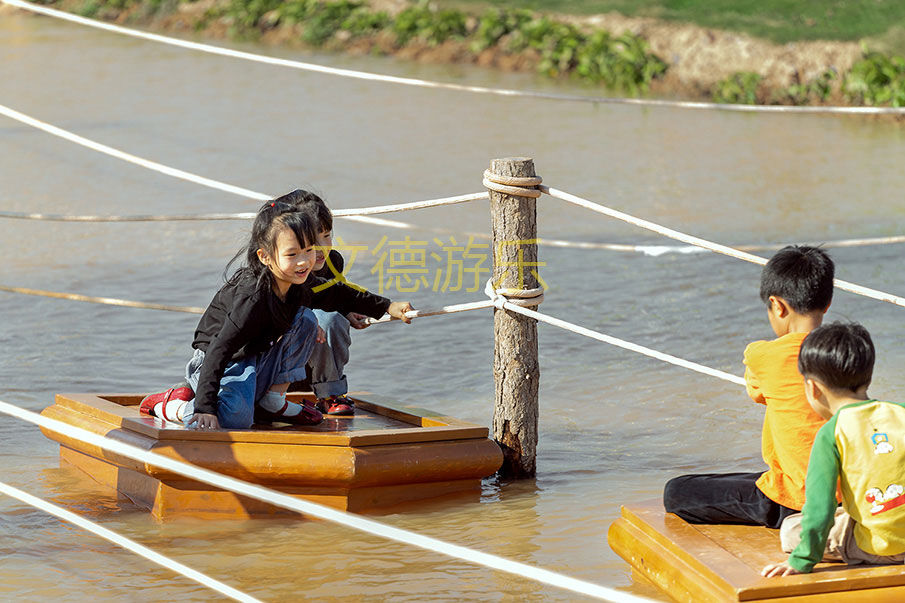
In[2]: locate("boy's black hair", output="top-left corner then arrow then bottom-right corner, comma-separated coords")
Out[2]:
798,322 -> 874,392
759,245 -> 834,313
273,189 -> 333,232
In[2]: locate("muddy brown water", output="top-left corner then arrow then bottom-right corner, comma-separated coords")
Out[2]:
2,10 -> 905,602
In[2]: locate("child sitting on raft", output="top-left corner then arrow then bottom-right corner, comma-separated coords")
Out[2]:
140,198 -> 413,430
281,189 -> 368,416
663,245 -> 835,528
763,322 -> 905,576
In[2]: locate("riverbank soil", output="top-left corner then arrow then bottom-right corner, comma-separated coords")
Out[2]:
13,0 -> 905,106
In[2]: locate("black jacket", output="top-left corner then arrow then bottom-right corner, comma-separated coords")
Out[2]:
191,261 -> 388,415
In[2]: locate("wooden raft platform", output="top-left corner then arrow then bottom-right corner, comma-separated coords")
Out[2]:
608,501 -> 905,602
40,392 -> 503,518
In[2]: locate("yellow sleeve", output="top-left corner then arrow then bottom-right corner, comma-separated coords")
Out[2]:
744,342 -> 766,405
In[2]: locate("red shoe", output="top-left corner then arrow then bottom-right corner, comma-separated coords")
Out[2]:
316,395 -> 354,416
140,383 -> 194,417
256,401 -> 323,426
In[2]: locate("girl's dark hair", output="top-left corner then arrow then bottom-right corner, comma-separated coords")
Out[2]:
224,200 -> 318,288
759,245 -> 834,313
798,322 -> 874,392
273,188 -> 332,232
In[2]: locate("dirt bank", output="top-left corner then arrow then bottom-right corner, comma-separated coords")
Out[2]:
15,0 -> 867,103
566,13 -> 862,98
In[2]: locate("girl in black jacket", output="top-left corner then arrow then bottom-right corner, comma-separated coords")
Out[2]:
141,199 -> 412,430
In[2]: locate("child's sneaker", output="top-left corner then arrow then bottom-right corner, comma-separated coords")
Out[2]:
316,395 -> 354,416
140,383 -> 194,417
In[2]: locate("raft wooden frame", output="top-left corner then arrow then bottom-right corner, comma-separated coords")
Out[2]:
40,393 -> 503,518
608,501 -> 905,602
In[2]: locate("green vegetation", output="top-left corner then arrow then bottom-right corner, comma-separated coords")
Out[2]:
712,72 -> 762,105
47,0 -> 905,107
215,0 -> 668,92
438,0 -> 905,48
778,70 -> 836,105
470,11 -> 666,90
393,3 -> 467,45
844,50 -> 905,106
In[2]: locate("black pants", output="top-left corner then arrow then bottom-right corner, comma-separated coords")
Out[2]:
663,472 -> 798,529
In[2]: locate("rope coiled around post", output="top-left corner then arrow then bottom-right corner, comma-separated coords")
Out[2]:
482,169 -> 542,199
483,278 -> 545,310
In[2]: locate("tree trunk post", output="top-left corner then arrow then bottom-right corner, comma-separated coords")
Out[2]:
488,157 -> 540,479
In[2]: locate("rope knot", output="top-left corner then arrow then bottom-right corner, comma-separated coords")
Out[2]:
482,169 -> 542,199
483,278 -> 544,310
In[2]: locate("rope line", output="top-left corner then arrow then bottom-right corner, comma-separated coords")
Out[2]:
2,208 -> 901,256
332,192 -> 488,216
0,104 -> 267,199
0,280 -> 740,387
0,400 -> 654,603
3,108 -> 902,259
483,282 -> 745,386
509,303 -> 746,386
541,185 -> 905,308
366,299 -> 493,324
5,0 -> 905,116
0,285 -> 205,314
0,103 -> 426,231
0,481 -> 260,603
0,210 -> 258,222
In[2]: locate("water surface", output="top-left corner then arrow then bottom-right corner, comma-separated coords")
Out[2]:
2,11 -> 905,601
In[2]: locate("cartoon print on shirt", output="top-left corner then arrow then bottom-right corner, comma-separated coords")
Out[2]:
865,484 -> 905,515
871,432 -> 894,454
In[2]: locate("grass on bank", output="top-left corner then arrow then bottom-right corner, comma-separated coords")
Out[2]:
437,0 -> 905,50
50,0 -> 905,106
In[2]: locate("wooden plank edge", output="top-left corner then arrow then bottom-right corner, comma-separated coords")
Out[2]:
608,514 -> 737,602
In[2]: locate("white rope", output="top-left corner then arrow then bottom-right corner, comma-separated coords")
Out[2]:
484,282 -> 745,386
0,278 -> 746,388
2,208 -> 901,257
367,299 -> 493,324
0,401 -> 653,603
0,103 -> 445,231
514,303 -> 745,386
331,192 -> 488,216
541,185 -> 905,308
0,104 -> 268,199
0,193 -> 488,223
5,0 -> 905,116
0,283 -> 502,320
0,481 -> 260,603
0,210 -> 258,222
633,235 -> 905,256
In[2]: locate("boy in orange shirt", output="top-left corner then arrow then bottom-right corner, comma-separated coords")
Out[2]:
663,245 -> 835,528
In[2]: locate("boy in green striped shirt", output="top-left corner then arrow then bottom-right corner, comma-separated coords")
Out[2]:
762,322 -> 905,577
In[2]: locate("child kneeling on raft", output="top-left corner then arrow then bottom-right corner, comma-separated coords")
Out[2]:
141,198 -> 413,430
763,322 -> 905,576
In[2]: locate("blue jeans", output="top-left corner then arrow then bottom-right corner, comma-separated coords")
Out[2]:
182,307 -> 319,429
307,309 -> 351,399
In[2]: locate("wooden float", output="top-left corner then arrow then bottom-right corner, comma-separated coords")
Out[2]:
608,500 -> 905,602
40,392 -> 503,518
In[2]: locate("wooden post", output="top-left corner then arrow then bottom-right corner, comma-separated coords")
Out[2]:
488,157 -> 539,479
